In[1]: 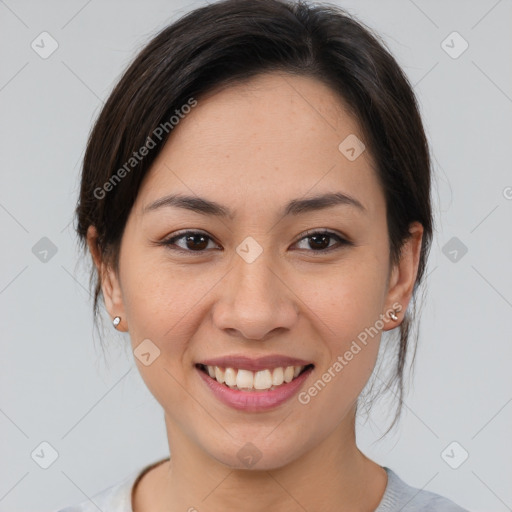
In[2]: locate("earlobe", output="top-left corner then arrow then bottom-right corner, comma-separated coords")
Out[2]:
383,222 -> 424,330
86,225 -> 127,331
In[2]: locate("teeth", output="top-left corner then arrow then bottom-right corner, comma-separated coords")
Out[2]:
214,366 -> 225,384
204,364 -> 308,391
272,367 -> 284,386
284,366 -> 294,383
236,369 -> 254,390
224,367 -> 237,387
254,369 -> 272,390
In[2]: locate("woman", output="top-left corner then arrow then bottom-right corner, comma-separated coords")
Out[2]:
58,0 -> 469,510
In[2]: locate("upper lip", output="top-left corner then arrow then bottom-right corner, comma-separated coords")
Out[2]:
198,355 -> 313,372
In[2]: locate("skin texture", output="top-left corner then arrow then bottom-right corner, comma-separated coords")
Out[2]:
87,72 -> 423,512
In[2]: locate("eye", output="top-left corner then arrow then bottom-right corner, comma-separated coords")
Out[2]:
292,229 -> 350,253
161,230 -> 221,253
159,229 -> 350,254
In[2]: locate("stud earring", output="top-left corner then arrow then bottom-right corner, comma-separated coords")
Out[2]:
389,310 -> 398,321
113,316 -> 121,329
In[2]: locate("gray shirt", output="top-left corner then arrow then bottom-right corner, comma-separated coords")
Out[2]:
55,462 -> 469,511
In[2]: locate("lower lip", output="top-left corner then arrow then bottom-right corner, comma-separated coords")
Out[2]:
196,366 -> 313,412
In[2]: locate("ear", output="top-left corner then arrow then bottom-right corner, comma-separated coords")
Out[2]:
382,221 -> 424,331
86,225 -> 127,331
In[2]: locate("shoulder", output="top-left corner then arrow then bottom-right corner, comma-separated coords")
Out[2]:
52,472 -> 136,512
53,458 -> 169,512
375,467 -> 470,512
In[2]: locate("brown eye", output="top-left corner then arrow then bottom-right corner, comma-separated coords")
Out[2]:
162,231 -> 219,252
293,230 -> 350,252
183,233 -> 209,250
307,233 -> 331,250
160,229 -> 350,255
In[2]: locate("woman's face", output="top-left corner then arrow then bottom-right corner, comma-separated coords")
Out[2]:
97,72 -> 421,469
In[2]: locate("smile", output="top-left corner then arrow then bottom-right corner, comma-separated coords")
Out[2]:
196,363 -> 313,392
195,356 -> 315,411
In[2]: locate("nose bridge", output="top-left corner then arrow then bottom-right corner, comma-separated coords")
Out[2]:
213,241 -> 298,340
234,247 -> 276,301
232,234 -> 277,293
232,244 -> 281,315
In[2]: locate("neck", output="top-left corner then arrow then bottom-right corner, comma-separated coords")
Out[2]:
134,407 -> 387,512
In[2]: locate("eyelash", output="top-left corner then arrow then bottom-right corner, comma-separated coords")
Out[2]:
159,229 -> 351,255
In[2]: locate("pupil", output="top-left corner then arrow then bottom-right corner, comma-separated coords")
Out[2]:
310,234 -> 329,250
186,234 -> 208,250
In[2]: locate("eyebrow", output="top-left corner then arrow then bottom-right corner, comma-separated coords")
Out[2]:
143,191 -> 367,218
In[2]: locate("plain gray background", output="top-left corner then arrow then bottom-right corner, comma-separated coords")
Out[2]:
1,0 -> 511,511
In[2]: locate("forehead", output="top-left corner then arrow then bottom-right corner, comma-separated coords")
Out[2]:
135,72 -> 381,217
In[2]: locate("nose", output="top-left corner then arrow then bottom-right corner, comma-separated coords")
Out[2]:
212,251 -> 299,341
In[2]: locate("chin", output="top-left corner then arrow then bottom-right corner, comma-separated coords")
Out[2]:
203,435 -> 312,472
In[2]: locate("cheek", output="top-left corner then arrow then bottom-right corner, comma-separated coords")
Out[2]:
119,258 -> 208,416
120,250 -> 232,374
296,255 -> 387,391
302,253 -> 388,336
119,253 -> 195,357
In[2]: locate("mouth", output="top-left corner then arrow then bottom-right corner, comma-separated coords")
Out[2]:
196,363 -> 315,392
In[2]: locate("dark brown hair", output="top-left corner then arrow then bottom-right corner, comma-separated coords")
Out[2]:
75,0 -> 433,437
